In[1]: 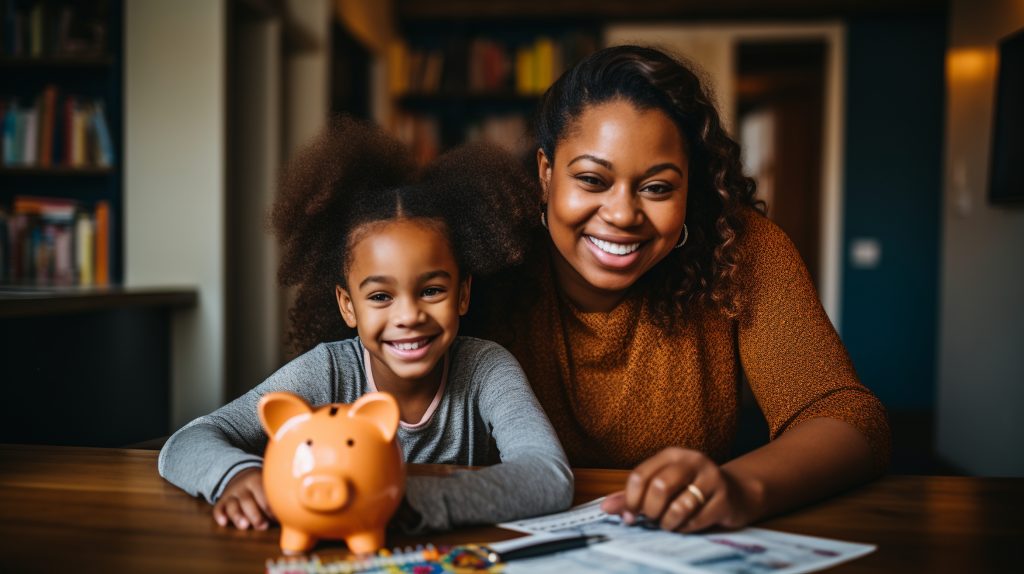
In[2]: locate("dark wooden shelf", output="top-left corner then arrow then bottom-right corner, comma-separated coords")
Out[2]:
395,0 -> 947,20
0,166 -> 115,176
399,92 -> 541,103
0,55 -> 114,68
0,285 -> 198,318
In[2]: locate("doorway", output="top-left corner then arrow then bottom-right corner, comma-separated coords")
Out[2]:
737,40 -> 826,285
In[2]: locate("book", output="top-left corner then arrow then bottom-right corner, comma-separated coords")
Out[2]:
2,100 -> 17,165
93,200 -> 109,285
22,104 -> 37,165
75,210 -> 93,285
534,36 -> 554,94
38,85 -> 57,167
92,100 -> 114,167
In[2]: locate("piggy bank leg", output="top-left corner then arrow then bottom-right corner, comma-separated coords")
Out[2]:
280,527 -> 316,555
345,529 -> 386,554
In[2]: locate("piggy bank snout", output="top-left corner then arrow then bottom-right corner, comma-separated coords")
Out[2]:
299,474 -> 350,512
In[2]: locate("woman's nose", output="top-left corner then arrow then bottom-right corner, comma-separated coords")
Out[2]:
600,185 -> 643,228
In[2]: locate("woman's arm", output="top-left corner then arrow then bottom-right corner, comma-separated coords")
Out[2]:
400,340 -> 573,533
602,417 -> 874,531
604,214 -> 888,530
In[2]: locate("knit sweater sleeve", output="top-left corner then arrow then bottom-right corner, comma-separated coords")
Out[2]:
400,339 -> 574,533
736,212 -> 891,472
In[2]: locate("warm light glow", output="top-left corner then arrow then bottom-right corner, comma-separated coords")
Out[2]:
946,48 -> 997,81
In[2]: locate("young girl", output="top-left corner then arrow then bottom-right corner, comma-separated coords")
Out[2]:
158,117 -> 572,534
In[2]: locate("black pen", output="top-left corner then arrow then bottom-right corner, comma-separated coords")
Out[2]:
486,534 -> 609,563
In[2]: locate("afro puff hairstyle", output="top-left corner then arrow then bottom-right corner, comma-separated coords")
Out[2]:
271,116 -> 538,356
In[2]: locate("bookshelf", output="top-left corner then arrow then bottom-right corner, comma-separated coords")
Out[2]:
0,0 -> 123,287
387,18 -> 600,165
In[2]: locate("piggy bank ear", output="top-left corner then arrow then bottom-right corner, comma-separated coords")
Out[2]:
349,392 -> 400,442
259,392 -> 313,439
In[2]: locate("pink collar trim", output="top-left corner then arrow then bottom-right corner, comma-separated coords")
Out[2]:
363,345 -> 448,430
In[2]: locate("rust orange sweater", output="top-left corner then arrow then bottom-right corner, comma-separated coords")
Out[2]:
483,210 -> 890,471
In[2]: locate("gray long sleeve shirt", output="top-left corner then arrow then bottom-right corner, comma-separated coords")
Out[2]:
158,336 -> 573,533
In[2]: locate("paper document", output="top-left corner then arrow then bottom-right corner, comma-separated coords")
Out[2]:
500,497 -> 875,574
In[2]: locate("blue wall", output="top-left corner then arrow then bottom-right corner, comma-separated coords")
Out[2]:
841,17 -> 946,410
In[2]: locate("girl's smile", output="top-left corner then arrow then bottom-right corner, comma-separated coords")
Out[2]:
384,335 -> 437,360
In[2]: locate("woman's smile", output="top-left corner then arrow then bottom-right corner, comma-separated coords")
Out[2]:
584,234 -> 645,269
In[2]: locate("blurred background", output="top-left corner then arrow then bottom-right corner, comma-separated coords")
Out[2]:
1,0 -> 1021,478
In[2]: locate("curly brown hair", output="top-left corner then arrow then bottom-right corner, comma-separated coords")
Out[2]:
271,116 -> 538,356
535,45 -> 765,324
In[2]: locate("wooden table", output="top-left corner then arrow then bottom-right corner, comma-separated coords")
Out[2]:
0,444 -> 1019,573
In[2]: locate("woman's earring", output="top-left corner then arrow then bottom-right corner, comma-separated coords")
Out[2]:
674,224 -> 688,249
541,207 -> 548,229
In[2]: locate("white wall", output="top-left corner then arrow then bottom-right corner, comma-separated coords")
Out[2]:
604,24 -> 846,329
125,0 -> 227,427
284,0 -> 331,158
229,19 -> 283,400
936,0 -> 1024,476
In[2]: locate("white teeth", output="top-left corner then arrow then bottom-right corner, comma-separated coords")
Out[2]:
587,236 -> 641,255
392,340 -> 425,351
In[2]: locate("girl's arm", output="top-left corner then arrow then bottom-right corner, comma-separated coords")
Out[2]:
157,344 -> 335,504
398,340 -> 574,533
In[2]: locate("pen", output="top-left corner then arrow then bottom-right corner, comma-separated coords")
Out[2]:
486,534 -> 609,563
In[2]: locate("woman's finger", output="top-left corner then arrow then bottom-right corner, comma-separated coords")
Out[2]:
661,472 -> 717,531
600,490 -> 627,515
678,484 -> 728,533
673,465 -> 725,532
659,486 -> 702,531
624,448 -> 689,512
640,461 -> 697,523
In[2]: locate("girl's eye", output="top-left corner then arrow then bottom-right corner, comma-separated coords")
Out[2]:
368,293 -> 392,303
422,287 -> 445,298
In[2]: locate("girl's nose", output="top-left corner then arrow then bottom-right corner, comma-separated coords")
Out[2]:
391,298 -> 425,327
600,184 -> 644,228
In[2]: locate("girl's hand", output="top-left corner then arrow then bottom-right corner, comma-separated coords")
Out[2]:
213,468 -> 275,530
600,447 -> 764,533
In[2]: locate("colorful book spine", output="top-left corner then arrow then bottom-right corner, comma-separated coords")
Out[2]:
92,101 -> 114,167
75,210 -> 94,286
93,200 -> 109,285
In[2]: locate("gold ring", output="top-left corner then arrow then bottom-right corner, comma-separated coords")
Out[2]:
686,483 -> 706,506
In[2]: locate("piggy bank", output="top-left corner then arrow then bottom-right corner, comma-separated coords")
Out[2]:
258,391 -> 405,555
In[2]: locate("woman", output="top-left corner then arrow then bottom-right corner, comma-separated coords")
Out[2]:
472,45 -> 890,533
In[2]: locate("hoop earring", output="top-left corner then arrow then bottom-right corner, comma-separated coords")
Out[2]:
674,224 -> 688,249
541,207 -> 548,229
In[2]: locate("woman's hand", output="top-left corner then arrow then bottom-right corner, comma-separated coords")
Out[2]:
213,467 -> 275,530
600,447 -> 764,533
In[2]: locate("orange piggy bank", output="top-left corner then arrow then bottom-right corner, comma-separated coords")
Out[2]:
258,391 -> 405,555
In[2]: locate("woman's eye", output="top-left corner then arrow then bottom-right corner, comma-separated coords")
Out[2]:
575,174 -> 604,188
642,183 -> 674,195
